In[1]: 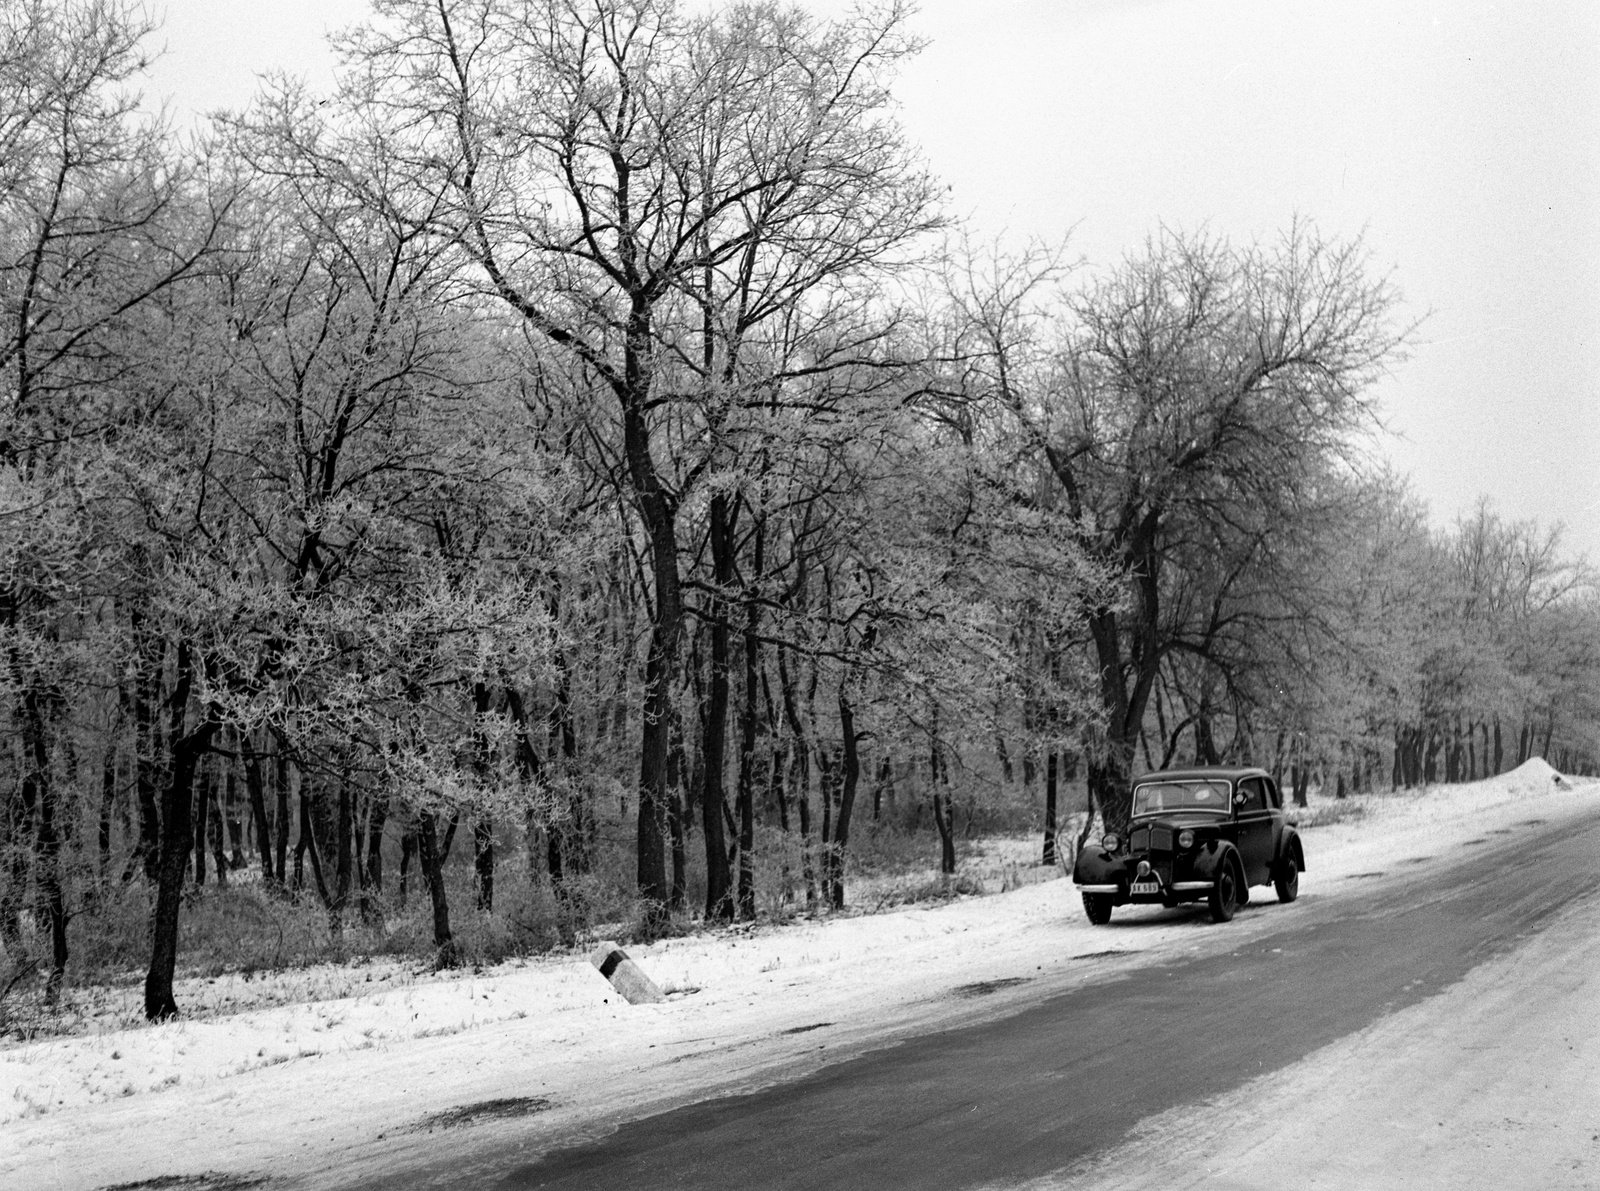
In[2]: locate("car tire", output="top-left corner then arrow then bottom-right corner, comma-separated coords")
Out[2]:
1274,854 -> 1300,903
1208,862 -> 1239,923
1082,893 -> 1114,925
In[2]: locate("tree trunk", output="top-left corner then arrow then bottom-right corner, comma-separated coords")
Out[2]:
768,744 -> 791,899
735,568 -> 762,921
192,758 -> 211,886
363,791 -> 388,910
144,640 -> 219,1021
830,689 -> 861,909
818,746 -> 835,892
226,765 -> 244,870
473,818 -> 494,912
1021,694 -> 1037,788
770,746 -> 790,831
415,811 -> 457,969
1195,712 -> 1220,766
699,492 -> 736,921
1086,743 -> 1135,838
932,788 -> 956,876
1075,783 -> 1100,856
398,827 -> 416,905
1042,751 -> 1059,865
208,770 -> 229,887
1138,727 -> 1157,772
131,612 -> 162,882
242,730 -> 274,885
796,752 -> 815,911
273,742 -> 290,885
334,770 -> 353,912
1084,591 -> 1160,834
439,812 -> 459,865
502,679 -> 552,896
97,736 -> 117,886
22,687 -> 68,1003
665,706 -> 687,911
778,647 -> 816,909
0,788 -> 26,962
550,639 -> 588,881
931,733 -> 956,876
295,784 -> 333,910
468,683 -> 495,912
625,368 -> 680,918
1493,716 -> 1503,774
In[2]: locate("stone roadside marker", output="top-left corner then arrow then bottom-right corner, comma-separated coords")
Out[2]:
590,941 -> 665,1004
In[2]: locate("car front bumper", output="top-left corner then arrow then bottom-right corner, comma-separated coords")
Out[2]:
1073,878 -> 1214,896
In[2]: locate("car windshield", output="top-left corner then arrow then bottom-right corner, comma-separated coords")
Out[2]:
1132,780 -> 1231,816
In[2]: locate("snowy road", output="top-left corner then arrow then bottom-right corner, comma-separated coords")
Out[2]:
347,807 -> 1600,1191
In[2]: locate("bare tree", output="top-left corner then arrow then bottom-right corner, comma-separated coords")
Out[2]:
0,0 -> 228,1005
949,225 -> 1408,829
343,0 -> 938,913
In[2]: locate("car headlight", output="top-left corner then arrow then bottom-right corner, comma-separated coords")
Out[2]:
1177,829 -> 1195,849
1101,832 -> 1120,852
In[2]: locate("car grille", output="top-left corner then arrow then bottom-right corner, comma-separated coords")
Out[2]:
1131,826 -> 1174,853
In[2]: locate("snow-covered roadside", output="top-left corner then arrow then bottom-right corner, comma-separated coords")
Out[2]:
2,759 -> 1593,1191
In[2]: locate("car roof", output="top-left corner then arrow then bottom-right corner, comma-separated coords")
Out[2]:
1132,766 -> 1269,784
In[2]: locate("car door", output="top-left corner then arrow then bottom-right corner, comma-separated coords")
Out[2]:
1233,776 -> 1274,885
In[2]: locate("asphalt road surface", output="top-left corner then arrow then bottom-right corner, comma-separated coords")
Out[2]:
349,810 -> 1600,1191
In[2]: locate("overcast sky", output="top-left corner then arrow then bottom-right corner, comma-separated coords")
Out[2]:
144,0 -> 1600,558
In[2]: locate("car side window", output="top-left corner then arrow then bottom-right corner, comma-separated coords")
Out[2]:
1235,777 -> 1267,812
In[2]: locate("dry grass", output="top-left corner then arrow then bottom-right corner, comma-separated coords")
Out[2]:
1,776 -> 1078,1036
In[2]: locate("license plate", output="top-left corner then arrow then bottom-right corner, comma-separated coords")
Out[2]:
1130,880 -> 1161,895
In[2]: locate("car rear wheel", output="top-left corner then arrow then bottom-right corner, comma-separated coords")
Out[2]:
1208,863 -> 1239,923
1082,893 -> 1114,925
1274,854 -> 1300,903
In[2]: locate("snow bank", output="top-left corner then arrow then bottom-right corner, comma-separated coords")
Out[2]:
2,766 -> 1595,1190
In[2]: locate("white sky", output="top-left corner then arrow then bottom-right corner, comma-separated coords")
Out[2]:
143,0 -> 1600,558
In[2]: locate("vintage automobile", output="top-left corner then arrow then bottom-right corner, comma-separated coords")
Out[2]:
1071,766 -> 1305,925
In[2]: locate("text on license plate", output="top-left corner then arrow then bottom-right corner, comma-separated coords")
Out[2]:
1130,880 -> 1161,895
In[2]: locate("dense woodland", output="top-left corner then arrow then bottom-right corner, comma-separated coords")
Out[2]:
3,0 -> 1597,1022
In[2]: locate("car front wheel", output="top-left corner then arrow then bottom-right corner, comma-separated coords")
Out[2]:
1208,864 -> 1239,923
1274,854 -> 1300,903
1082,893 -> 1114,925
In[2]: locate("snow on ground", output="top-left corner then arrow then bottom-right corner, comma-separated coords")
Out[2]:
1,759 -> 1594,1190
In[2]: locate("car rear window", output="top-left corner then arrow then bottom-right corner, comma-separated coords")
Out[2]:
1132,780 -> 1231,815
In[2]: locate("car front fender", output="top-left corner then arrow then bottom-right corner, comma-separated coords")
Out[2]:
1189,840 -> 1241,884
1073,846 -> 1132,888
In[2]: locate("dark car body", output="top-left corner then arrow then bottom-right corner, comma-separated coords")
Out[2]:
1071,766 -> 1306,924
